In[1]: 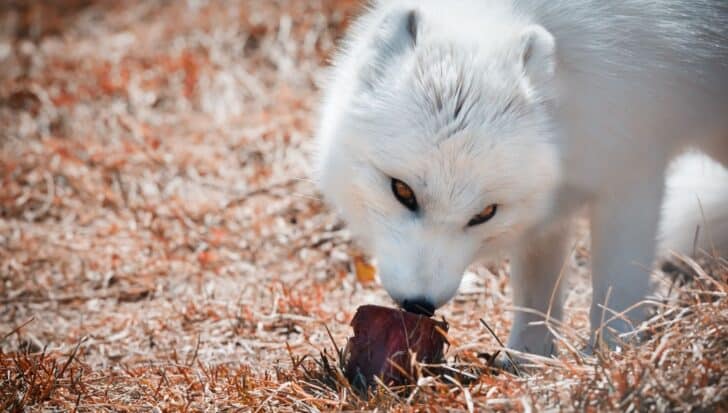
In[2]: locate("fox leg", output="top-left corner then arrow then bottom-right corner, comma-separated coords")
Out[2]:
589,173 -> 664,349
507,224 -> 571,357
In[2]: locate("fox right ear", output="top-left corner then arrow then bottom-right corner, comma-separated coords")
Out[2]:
360,8 -> 419,89
378,8 -> 419,46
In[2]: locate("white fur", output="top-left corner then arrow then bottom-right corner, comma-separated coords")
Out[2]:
316,0 -> 728,355
660,153 -> 728,255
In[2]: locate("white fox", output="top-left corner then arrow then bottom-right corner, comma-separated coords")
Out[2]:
315,0 -> 728,356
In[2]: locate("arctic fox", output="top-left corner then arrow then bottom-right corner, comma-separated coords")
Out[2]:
316,0 -> 728,356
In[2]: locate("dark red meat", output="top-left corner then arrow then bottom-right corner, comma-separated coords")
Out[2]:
344,305 -> 448,387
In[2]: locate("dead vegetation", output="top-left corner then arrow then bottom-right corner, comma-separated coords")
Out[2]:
1,1 -> 726,411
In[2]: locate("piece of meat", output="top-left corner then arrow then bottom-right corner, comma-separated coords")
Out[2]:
344,305 -> 448,388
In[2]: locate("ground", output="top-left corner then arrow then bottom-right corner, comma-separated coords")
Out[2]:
0,1 -> 726,411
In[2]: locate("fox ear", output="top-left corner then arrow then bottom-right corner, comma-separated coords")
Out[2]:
360,8 -> 419,88
377,8 -> 419,48
518,25 -> 556,86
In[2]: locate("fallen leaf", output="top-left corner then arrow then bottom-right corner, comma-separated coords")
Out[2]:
353,255 -> 376,285
198,250 -> 217,267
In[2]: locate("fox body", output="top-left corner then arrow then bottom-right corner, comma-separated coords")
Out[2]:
316,0 -> 728,355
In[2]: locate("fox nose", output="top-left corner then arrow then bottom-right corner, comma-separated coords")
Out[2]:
401,298 -> 436,316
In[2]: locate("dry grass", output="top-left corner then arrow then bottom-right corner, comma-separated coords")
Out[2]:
0,1 -> 726,411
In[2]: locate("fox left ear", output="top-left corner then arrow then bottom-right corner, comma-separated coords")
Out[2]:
518,25 -> 556,86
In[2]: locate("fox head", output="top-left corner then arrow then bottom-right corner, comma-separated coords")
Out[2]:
316,5 -> 561,313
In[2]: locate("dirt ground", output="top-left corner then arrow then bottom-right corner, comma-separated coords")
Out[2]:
1,1 -> 726,411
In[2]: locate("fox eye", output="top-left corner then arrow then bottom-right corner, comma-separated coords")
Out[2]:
467,204 -> 497,227
391,178 -> 418,212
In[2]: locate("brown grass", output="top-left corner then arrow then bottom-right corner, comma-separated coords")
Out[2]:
1,1 -> 726,411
